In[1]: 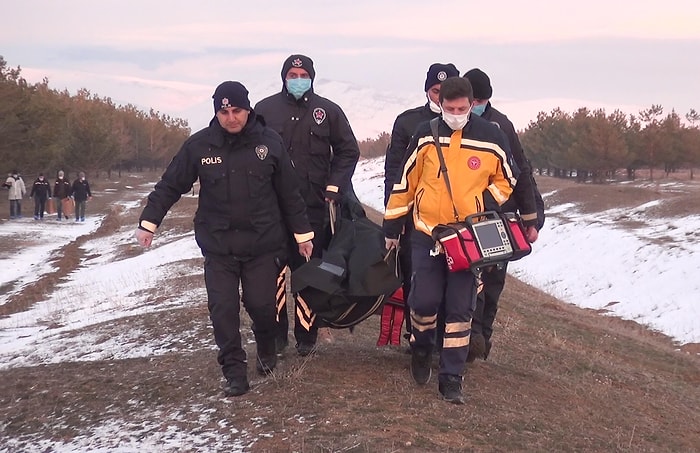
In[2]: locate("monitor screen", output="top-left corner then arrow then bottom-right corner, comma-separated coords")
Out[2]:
473,222 -> 505,250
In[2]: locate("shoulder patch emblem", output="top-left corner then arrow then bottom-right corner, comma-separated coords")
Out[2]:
255,145 -> 269,160
468,156 -> 481,170
313,108 -> 326,125
437,71 -> 447,81
490,121 -> 501,129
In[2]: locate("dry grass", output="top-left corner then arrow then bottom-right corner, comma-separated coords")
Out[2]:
1,172 -> 699,452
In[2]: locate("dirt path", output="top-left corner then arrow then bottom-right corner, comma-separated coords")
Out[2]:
1,173 -> 699,452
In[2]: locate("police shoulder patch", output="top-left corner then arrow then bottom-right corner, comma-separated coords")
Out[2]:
255,145 -> 269,160
313,107 -> 326,125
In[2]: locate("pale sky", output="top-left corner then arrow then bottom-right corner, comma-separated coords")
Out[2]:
2,0 -> 700,138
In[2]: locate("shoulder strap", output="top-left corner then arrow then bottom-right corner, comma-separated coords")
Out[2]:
429,118 -> 460,222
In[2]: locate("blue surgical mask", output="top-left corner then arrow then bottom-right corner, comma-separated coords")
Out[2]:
286,78 -> 312,99
471,103 -> 487,116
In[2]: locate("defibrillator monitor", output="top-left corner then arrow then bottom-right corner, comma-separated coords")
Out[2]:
472,218 -> 513,259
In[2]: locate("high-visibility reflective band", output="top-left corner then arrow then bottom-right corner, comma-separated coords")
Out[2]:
412,321 -> 437,332
325,185 -> 339,193
275,268 -> 287,321
139,220 -> 157,233
410,310 -> 437,324
411,311 -> 437,332
296,294 -> 314,318
411,309 -> 437,323
443,336 -> 470,348
295,294 -> 316,331
385,204 -> 411,218
445,321 -> 472,333
521,212 -> 538,222
276,294 -> 286,320
276,301 -> 286,322
487,183 -> 509,204
294,231 -> 315,243
390,142 -> 421,193
296,307 -> 315,331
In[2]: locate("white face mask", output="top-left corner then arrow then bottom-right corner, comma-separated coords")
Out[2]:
441,109 -> 470,131
428,96 -> 441,114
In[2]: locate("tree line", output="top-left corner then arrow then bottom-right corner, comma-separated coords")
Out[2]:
0,56 -> 190,180
5,53 -> 698,184
520,106 -> 700,181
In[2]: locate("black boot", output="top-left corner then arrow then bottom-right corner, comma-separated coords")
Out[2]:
224,376 -> 250,397
438,375 -> 465,405
256,354 -> 277,376
256,339 -> 277,375
484,338 -> 492,360
410,346 -> 432,385
467,332 -> 486,363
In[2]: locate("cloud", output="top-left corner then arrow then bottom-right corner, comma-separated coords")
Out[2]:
3,1 -> 699,139
5,1 -> 700,51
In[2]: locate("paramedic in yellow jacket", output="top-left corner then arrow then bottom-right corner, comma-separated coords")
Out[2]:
383,77 -> 517,404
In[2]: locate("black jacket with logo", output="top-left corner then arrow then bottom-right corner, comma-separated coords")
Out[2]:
383,103 -> 438,205
254,89 -> 359,224
480,103 -> 541,228
30,178 -> 52,200
139,113 -> 313,258
54,178 -> 71,199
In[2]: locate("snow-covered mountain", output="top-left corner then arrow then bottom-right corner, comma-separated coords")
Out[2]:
176,77 -> 424,140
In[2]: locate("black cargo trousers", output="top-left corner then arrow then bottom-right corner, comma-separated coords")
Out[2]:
471,264 -> 508,343
204,249 -> 285,380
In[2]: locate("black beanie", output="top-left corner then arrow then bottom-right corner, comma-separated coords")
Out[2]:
463,68 -> 493,100
281,54 -> 316,82
424,63 -> 460,91
212,81 -> 251,113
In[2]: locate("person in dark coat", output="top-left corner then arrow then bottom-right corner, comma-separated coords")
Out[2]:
53,170 -> 71,221
382,62 -> 460,347
255,54 -> 360,356
71,171 -> 92,221
134,81 -> 314,397
463,68 -> 544,361
30,173 -> 52,220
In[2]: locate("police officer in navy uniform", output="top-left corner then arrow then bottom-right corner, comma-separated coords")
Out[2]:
383,63 -> 460,346
463,68 -> 544,360
30,173 -> 51,220
53,170 -> 71,220
255,54 -> 360,356
135,81 -> 314,397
